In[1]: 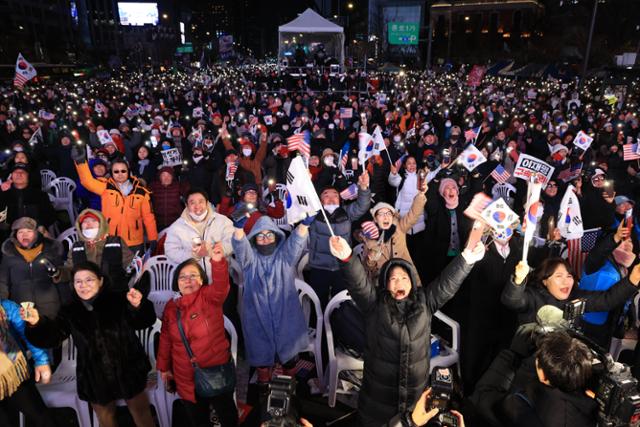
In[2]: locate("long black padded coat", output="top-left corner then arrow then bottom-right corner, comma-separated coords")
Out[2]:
339,255 -> 473,426
25,275 -> 156,404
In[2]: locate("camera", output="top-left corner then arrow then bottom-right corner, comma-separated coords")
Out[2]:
536,300 -> 640,427
264,375 -> 299,427
427,367 -> 458,427
592,361 -> 640,427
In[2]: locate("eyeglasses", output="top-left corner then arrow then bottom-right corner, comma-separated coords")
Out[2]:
74,277 -> 97,286
547,183 -> 557,188
255,231 -> 276,242
376,210 -> 393,218
592,175 -> 604,181
112,170 -> 128,174
178,273 -> 201,282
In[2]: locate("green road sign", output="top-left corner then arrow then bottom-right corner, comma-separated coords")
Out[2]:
388,22 -> 419,45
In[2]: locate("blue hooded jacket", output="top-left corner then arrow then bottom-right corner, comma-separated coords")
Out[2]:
232,216 -> 309,366
1,300 -> 49,367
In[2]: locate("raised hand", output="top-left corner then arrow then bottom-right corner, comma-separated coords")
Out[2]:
514,261 -> 531,285
71,143 -> 87,163
126,288 -> 143,308
209,242 -> 225,262
329,236 -> 352,261
19,306 -> 40,325
614,219 -> 630,243
358,171 -> 370,190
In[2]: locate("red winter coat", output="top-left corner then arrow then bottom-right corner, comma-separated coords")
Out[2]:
156,258 -> 231,403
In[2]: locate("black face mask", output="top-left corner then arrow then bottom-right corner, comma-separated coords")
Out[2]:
256,241 -> 277,256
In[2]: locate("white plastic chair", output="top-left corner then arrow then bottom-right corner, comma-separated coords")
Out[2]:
162,316 -> 238,426
40,169 -> 57,191
47,177 -> 77,223
295,279 -> 324,389
144,255 -> 177,293
491,183 -> 516,205
20,336 -> 92,427
431,311 -> 461,377
148,290 -> 178,319
55,226 -> 79,258
296,252 -> 309,280
324,290 -> 364,407
92,319 -> 166,427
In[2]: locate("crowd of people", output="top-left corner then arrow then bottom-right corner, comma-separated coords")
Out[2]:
0,64 -> 639,427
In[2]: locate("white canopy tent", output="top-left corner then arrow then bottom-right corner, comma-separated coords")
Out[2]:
278,8 -> 345,67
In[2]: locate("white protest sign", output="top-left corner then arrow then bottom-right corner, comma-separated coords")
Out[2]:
513,154 -> 555,187
161,148 -> 182,167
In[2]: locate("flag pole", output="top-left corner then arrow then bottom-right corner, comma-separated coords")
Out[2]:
318,208 -> 336,237
384,147 -> 393,165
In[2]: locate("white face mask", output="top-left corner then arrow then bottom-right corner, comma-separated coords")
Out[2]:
333,119 -> 340,125
242,148 -> 252,157
282,124 -> 290,131
323,157 -> 335,167
393,135 -> 401,143
189,210 -> 208,222
324,204 -> 339,214
82,228 -> 99,239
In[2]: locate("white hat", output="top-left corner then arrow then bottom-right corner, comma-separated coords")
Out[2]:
109,128 -> 121,136
592,168 -> 605,178
370,202 -> 395,217
550,144 -> 568,155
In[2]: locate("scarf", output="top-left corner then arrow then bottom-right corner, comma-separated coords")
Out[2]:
117,180 -> 133,197
15,243 -> 44,263
0,306 -> 29,400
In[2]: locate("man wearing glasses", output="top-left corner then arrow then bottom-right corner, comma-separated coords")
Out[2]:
72,144 -> 158,254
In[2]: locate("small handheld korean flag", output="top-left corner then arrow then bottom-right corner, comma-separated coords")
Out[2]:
458,144 -> 487,172
358,131 -> 374,169
285,157 -> 330,232
573,131 -> 593,151
97,130 -> 114,145
557,185 -> 584,240
481,198 -> 519,233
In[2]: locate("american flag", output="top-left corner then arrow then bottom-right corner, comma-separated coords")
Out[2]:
490,164 -> 511,184
287,130 -> 311,158
225,162 -> 238,181
623,143 -> 640,161
464,126 -> 482,144
361,221 -> 380,240
567,228 -> 601,278
394,153 -> 408,171
340,183 -> 358,201
558,162 -> 583,183
339,141 -> 350,171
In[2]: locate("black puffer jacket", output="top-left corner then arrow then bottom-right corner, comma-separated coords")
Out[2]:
25,275 -> 156,404
501,274 -> 638,326
0,236 -> 63,318
339,255 -> 473,425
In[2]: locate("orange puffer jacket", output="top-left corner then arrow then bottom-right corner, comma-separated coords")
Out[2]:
75,161 -> 158,247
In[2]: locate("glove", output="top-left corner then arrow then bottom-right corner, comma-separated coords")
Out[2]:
41,258 -> 58,278
461,241 -> 486,265
71,144 -> 87,163
147,240 -> 158,255
329,236 -> 352,261
233,215 -> 248,229
301,214 -> 316,226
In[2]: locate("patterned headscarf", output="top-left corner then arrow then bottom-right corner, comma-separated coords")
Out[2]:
0,305 -> 29,399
